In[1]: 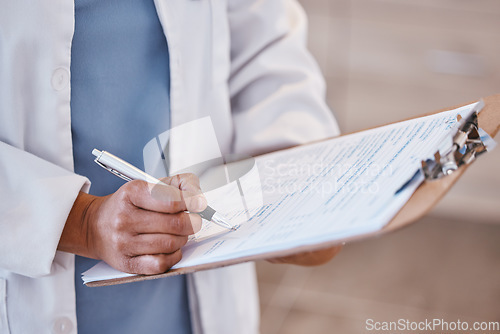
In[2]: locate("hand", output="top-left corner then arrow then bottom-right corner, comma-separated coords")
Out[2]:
267,245 -> 342,266
59,173 -> 207,275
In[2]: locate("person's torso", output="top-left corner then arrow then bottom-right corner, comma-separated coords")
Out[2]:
70,0 -> 190,332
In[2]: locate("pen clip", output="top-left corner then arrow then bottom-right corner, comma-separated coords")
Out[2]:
94,158 -> 133,182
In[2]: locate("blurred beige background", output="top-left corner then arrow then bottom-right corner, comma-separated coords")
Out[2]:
256,1 -> 500,333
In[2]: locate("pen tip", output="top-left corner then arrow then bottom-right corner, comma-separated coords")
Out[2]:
212,212 -> 235,231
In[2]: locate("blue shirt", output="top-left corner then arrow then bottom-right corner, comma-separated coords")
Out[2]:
70,0 -> 191,333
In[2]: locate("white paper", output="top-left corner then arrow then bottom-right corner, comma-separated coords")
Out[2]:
82,104 -> 478,284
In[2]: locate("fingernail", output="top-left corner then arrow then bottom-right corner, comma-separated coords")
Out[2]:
193,195 -> 207,212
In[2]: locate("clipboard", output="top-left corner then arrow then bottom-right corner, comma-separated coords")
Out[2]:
86,94 -> 500,287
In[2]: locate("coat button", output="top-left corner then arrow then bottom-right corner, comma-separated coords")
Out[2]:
51,68 -> 70,91
52,316 -> 73,334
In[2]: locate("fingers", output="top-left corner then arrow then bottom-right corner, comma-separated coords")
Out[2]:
122,174 -> 207,214
87,173 -> 208,276
161,173 -> 202,193
159,173 -> 208,213
124,251 -> 183,275
99,211 -> 195,275
268,245 -> 343,266
122,180 -> 186,212
132,212 -> 202,235
127,234 -> 188,257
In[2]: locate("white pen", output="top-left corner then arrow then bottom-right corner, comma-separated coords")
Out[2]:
92,149 -> 235,231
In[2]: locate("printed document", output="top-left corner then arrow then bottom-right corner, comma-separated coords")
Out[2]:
82,103 -> 477,284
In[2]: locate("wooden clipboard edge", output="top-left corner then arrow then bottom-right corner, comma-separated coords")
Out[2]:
85,231 -> 379,287
85,94 -> 500,287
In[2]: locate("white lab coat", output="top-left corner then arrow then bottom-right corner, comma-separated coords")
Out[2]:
0,0 -> 339,333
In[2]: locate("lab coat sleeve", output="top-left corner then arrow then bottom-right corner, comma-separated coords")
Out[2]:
0,141 -> 89,277
227,0 -> 340,156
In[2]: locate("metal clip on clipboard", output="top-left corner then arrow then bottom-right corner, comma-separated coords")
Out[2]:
395,100 -> 496,194
422,100 -> 491,180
